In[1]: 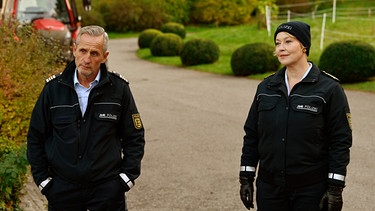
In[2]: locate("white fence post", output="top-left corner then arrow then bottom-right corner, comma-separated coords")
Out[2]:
266,5 -> 271,37
332,0 -> 336,23
320,13 -> 326,50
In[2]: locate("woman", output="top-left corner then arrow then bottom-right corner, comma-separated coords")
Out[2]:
238,21 -> 352,211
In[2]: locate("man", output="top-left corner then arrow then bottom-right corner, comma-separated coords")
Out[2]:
27,25 -> 145,211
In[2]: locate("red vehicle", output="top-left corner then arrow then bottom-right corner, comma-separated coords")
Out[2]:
0,0 -> 91,61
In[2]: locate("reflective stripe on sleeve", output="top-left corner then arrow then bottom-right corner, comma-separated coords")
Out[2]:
240,166 -> 256,172
328,173 -> 345,181
39,177 -> 52,191
120,173 -> 134,189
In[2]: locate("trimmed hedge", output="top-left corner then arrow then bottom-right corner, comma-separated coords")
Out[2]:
138,29 -> 163,49
180,38 -> 220,66
160,22 -> 186,39
319,40 -> 375,83
150,33 -> 184,56
231,43 -> 280,76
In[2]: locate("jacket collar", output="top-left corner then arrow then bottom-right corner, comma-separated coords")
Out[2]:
267,61 -> 320,88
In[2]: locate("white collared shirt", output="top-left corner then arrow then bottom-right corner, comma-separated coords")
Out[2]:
74,70 -> 100,116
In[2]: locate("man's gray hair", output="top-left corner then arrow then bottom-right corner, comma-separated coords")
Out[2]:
76,25 -> 109,52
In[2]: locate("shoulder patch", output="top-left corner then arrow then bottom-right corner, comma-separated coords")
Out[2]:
45,73 -> 61,83
322,71 -> 340,82
110,71 -> 129,84
132,113 -> 143,129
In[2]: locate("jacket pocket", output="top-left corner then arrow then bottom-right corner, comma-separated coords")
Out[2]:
257,94 -> 280,126
290,94 -> 325,115
51,105 -> 79,142
258,101 -> 278,112
257,93 -> 281,112
49,105 -> 80,164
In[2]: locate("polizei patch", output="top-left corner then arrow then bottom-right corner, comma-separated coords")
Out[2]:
99,113 -> 118,120
296,104 -> 318,113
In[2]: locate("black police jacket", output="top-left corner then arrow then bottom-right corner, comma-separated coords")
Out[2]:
240,62 -> 352,186
27,61 -> 145,187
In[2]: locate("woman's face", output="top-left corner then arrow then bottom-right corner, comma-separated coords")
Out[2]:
274,32 -> 306,66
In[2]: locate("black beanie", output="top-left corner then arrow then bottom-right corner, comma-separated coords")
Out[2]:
274,21 -> 311,56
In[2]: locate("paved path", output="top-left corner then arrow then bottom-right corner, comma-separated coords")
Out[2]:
20,38 -> 375,210
20,171 -> 48,210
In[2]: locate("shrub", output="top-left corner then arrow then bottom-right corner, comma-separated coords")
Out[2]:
99,0 -> 168,32
0,22 -> 64,210
78,0 -> 190,32
189,0 -> 257,26
231,43 -> 280,76
160,22 -> 186,39
161,0 -> 191,24
80,8 -> 107,28
138,29 -> 163,49
150,33 -> 184,56
276,0 -> 314,14
0,144 -> 28,210
319,40 -> 375,83
180,39 -> 220,66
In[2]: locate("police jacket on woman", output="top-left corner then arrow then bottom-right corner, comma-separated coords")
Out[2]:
239,21 -> 352,211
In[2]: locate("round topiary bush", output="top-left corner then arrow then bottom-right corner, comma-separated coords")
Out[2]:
180,39 -> 220,66
138,29 -> 163,49
160,22 -> 186,39
319,40 -> 375,83
231,43 -> 280,76
150,33 -> 184,57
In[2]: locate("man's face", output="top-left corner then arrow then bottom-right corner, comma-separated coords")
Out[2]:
73,34 -> 109,80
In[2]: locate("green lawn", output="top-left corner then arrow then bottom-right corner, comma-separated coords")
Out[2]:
135,19 -> 375,93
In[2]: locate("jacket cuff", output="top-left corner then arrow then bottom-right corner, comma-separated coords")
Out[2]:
119,173 -> 134,190
328,173 -> 346,187
39,177 -> 53,194
239,166 -> 256,178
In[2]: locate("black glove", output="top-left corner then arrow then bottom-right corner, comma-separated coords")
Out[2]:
319,184 -> 344,211
239,176 -> 254,210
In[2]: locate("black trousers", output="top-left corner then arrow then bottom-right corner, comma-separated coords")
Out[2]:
44,176 -> 127,211
256,178 -> 327,211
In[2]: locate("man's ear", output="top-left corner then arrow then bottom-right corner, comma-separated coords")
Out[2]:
102,51 -> 109,63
